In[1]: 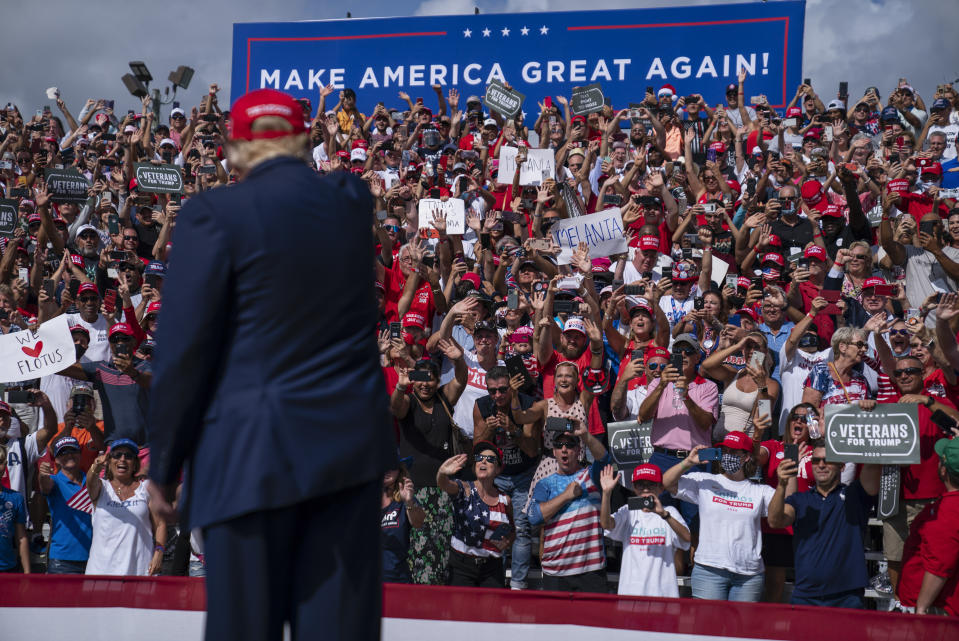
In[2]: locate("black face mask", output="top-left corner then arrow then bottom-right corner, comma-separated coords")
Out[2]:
75,343 -> 87,361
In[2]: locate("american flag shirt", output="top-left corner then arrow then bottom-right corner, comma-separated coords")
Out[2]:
529,454 -> 610,577
450,480 -> 511,558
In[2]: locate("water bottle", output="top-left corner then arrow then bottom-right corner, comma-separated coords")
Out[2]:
673,384 -> 685,408
806,413 -> 822,440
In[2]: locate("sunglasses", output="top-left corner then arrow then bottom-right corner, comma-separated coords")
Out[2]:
894,367 -> 922,377
849,254 -> 869,260
383,225 -> 400,233
78,233 -> 98,240
888,329 -> 910,337
474,454 -> 498,463
487,386 -> 510,395
122,235 -> 138,241
110,450 -> 136,460
646,362 -> 666,371
674,347 -> 697,355
109,335 -> 132,344
77,295 -> 98,303
810,457 -> 828,465
554,440 -> 579,450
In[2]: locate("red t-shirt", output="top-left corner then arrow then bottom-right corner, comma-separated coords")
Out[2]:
760,439 -> 813,535
538,349 -> 605,435
899,491 -> 959,615
381,260 -> 435,324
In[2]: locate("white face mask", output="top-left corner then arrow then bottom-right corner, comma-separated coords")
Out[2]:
919,179 -> 940,192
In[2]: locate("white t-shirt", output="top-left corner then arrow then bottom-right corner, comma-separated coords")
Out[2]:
66,313 -> 110,363
777,345 -> 831,433
606,504 -> 689,597
659,295 -> 695,335
903,244 -> 959,326
674,472 -> 774,575
85,479 -> 154,576
445,350 -> 503,438
3,433 -> 40,529
623,385 -> 649,421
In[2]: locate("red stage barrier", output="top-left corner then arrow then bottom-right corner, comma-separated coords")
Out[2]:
1,575 -> 956,641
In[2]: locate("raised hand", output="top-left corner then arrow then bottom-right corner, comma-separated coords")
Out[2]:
399,478 -> 416,503
437,337 -> 464,361
438,454 -> 469,476
599,464 -> 621,493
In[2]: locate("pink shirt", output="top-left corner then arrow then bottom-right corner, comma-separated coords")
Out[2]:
647,376 -> 719,451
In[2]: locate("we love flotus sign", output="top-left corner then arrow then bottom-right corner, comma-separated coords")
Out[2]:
2,315 -> 74,382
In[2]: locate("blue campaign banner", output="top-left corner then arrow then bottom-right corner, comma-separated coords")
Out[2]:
232,1 -> 805,114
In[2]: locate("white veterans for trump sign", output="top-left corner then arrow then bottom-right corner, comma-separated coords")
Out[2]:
824,403 -> 920,465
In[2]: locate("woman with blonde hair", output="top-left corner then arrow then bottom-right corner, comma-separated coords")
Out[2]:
381,463 -> 425,584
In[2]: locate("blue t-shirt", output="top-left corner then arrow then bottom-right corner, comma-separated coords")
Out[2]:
941,157 -> 959,189
46,471 -> 93,562
786,480 -> 875,597
0,487 -> 26,570
81,358 -> 152,444
381,500 -> 411,583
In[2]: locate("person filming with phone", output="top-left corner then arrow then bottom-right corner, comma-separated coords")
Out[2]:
662,432 -> 775,602
599,463 -> 691,597
767,440 -> 880,608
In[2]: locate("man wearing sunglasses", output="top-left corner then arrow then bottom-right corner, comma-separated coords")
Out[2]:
527,420 -> 610,593
768,440 -> 880,608
472,366 -> 540,590
878,354 -> 959,595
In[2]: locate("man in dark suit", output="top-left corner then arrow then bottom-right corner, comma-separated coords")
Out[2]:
147,89 -> 393,641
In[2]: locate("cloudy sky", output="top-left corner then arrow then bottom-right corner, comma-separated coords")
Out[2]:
4,0 -> 958,119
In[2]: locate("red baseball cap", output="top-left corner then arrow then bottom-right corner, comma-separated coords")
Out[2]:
862,276 -> 886,290
821,205 -> 844,218
737,307 -> 759,323
786,107 -> 802,118
638,235 -> 660,251
69,324 -> 90,336
145,301 -> 161,316
766,233 -> 782,247
804,245 -> 827,261
736,276 -> 751,290
632,464 -> 663,484
643,345 -> 670,364
571,115 -> 587,125
721,431 -> 753,452
78,282 -> 99,296
628,298 -> 654,317
920,162 -> 943,177
108,323 -> 135,338
402,312 -> 426,330
461,272 -> 481,289
709,141 -> 727,154
887,179 -> 911,195
230,89 -> 307,141
761,253 -> 784,267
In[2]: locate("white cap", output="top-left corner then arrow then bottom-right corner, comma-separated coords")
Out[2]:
158,138 -> 177,148
483,118 -> 498,128
350,148 -> 367,162
826,99 -> 845,111
170,108 -> 185,118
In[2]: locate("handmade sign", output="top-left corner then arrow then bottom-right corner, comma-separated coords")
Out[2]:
549,208 -> 627,264
496,147 -> 555,186
0,315 -> 74,382
417,198 -> 466,238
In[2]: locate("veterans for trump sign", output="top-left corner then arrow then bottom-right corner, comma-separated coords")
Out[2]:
824,403 -> 920,465
134,163 -> 184,194
232,3 -> 804,110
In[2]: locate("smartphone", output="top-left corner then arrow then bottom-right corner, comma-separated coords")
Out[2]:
114,342 -> 131,357
17,267 -> 28,283
489,522 -> 513,541
702,203 -> 717,214
749,95 -> 763,105
628,495 -> 657,511
42,279 -> 55,298
530,238 -> 551,252
108,250 -> 126,262
706,149 -> 717,163
480,233 -> 492,251
803,78 -> 811,86
782,117 -> 798,128
919,220 -> 937,237
822,129 -> 834,143
646,86 -> 654,97
749,351 -> 765,370
501,211 -> 525,224
838,81 -> 848,98
505,354 -> 535,394
103,289 -> 117,314
6,391 -> 36,404
906,308 -> 921,322
389,322 -> 402,340
873,284 -> 896,297
552,300 -> 577,315
757,399 -> 772,420
408,369 -> 433,382
784,443 -> 799,466
930,409 -> 957,435
199,164 -> 217,175
684,233 -> 700,248
71,393 -> 88,414
624,284 -> 646,296
630,349 -> 645,363
105,213 -> 120,235
68,279 -> 81,299
726,275 -> 739,291
820,290 -> 842,303
507,289 -> 519,310
200,113 -> 218,123
698,447 -> 722,462
545,416 -> 575,434
670,352 -> 684,373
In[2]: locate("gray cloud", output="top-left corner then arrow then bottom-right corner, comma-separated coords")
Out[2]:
3,0 -> 958,122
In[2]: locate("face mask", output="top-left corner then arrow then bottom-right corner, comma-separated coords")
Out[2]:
721,453 -> 744,474
761,267 -> 781,280
75,343 -> 87,360
919,180 -> 939,192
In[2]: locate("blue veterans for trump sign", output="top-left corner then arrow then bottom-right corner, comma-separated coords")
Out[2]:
232,2 -> 805,112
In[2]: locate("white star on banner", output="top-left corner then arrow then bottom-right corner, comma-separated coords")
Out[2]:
482,28 -> 491,37
540,25 -> 549,35
520,26 -> 530,36
463,28 -> 472,38
501,27 -> 510,37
